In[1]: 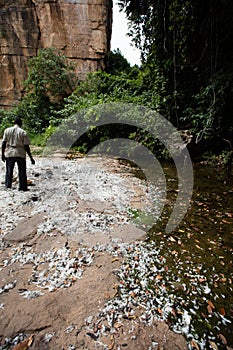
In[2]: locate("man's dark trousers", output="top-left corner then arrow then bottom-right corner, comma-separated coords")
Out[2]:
5,157 -> 27,191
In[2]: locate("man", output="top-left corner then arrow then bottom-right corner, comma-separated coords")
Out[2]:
1,117 -> 35,191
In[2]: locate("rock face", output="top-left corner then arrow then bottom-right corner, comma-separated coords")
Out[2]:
0,0 -> 112,108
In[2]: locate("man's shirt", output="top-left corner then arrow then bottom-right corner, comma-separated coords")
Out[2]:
3,125 -> 30,158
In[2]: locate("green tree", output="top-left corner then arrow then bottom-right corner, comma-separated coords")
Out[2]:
24,48 -> 76,102
19,48 -> 77,133
117,0 -> 233,152
106,49 -> 132,74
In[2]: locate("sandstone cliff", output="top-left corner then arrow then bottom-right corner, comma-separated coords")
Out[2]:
0,0 -> 112,108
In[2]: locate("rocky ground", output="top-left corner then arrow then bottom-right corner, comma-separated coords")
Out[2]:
0,153 -> 188,350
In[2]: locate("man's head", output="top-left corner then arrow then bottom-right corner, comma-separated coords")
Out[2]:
14,117 -> 22,127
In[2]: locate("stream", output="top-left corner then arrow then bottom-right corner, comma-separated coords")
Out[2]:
126,160 -> 233,349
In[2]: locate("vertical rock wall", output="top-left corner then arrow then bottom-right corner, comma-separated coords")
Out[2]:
0,0 -> 112,108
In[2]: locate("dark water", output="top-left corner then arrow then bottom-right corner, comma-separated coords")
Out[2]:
151,162 -> 233,348
125,159 -> 233,348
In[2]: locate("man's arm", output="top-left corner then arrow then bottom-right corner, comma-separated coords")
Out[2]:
24,144 -> 35,164
2,140 -> 6,162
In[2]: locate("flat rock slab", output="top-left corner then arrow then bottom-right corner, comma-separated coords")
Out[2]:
0,249 -> 188,350
71,224 -> 146,246
3,213 -> 45,243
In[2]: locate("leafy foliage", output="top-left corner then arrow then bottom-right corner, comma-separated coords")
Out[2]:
0,48 -> 77,137
56,67 -> 150,119
106,48 -> 132,74
117,0 -> 233,150
24,48 -> 76,101
0,108 -> 17,136
1,4 -> 232,160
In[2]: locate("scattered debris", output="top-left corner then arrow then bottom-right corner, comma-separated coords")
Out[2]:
0,156 -> 232,350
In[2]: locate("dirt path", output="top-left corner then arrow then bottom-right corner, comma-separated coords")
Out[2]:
0,154 -> 187,350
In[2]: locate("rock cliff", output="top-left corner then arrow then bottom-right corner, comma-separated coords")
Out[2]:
0,0 -> 112,108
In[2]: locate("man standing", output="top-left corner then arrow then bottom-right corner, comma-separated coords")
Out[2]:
1,117 -> 35,191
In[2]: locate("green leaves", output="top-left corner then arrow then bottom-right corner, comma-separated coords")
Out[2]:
9,48 -> 78,134
24,48 -> 76,101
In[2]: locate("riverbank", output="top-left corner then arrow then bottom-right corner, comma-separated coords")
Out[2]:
0,153 -> 232,349
0,154 -> 188,350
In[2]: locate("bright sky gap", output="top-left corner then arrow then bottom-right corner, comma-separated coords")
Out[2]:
111,1 -> 141,66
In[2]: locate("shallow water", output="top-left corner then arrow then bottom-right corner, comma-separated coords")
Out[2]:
144,162 -> 233,348
84,158 -> 232,349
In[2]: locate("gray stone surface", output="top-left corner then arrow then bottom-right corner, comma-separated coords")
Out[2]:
3,212 -> 45,243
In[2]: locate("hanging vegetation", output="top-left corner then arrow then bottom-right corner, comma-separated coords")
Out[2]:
118,0 -> 233,153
